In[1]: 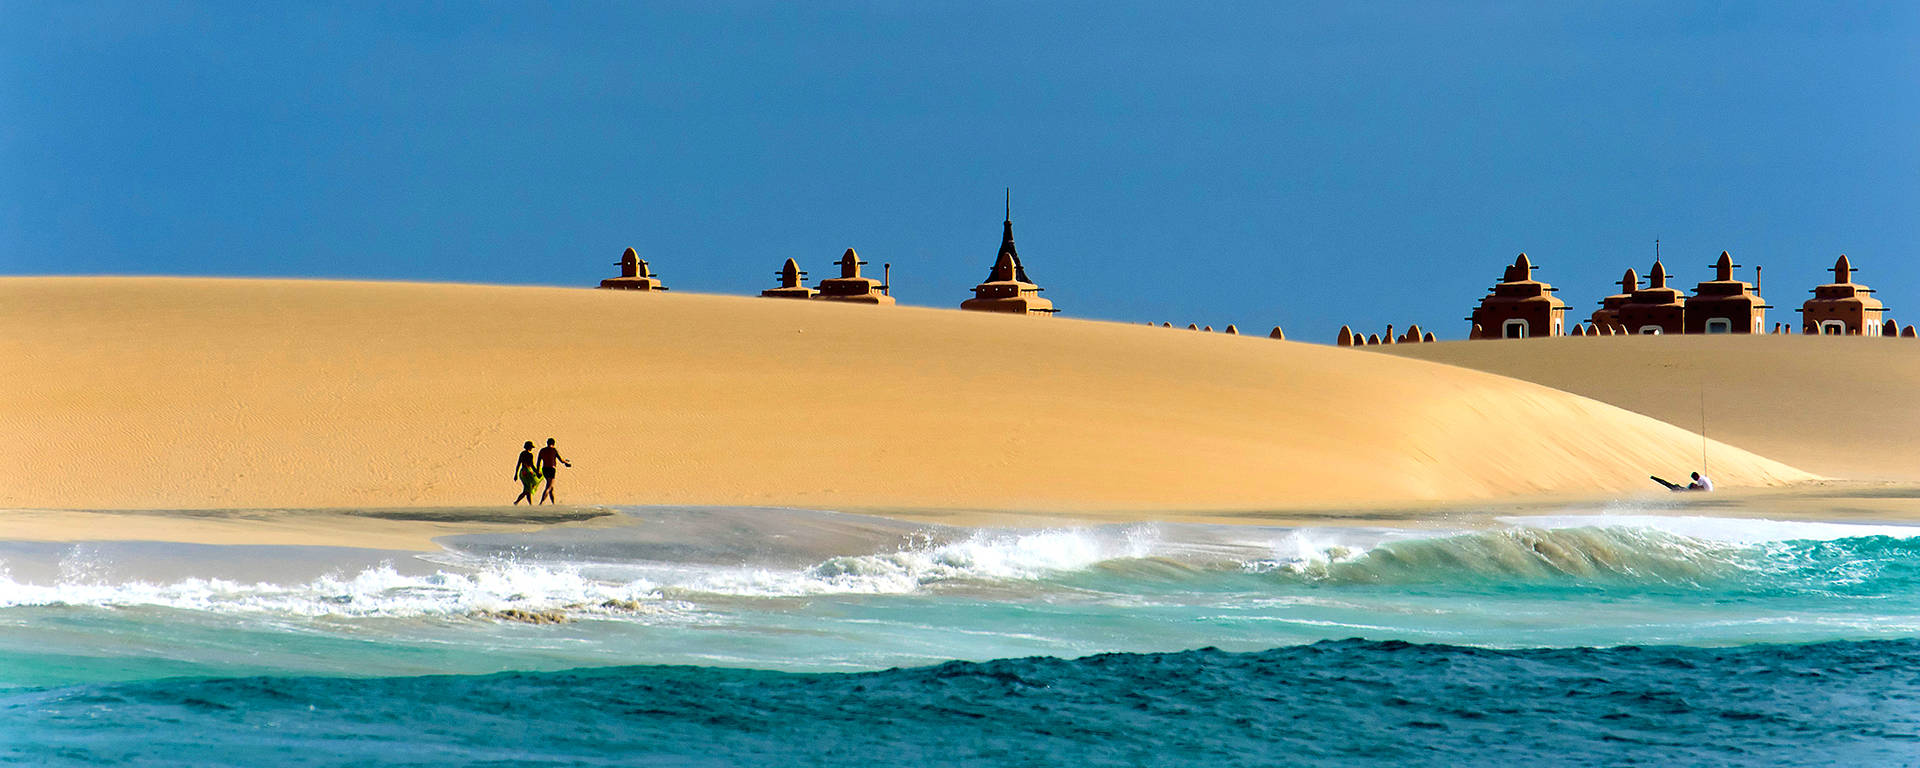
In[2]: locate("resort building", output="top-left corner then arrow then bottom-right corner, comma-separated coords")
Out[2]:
1682,252 -> 1768,334
1590,268 -> 1639,329
761,258 -> 816,299
814,248 -> 894,305
1681,253 -> 1766,334
1460,249 -> 1907,342
960,204 -> 1057,316
598,248 -> 668,291
1799,255 -> 1886,335
1615,261 -> 1686,334
1467,253 -> 1566,339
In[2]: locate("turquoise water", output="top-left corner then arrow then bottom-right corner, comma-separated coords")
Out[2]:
7,506 -> 1920,764
12,640 -> 1920,766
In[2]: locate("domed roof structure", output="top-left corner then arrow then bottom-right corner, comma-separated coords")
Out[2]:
598,247 -> 668,291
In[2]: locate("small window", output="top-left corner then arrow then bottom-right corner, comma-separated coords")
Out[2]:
1639,325 -> 1663,335
1821,321 -> 1846,336
1503,319 -> 1528,339
1705,318 -> 1733,334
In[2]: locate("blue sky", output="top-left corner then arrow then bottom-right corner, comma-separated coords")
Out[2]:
3,2 -> 1916,341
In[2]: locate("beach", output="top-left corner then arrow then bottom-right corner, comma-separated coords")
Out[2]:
10,277 -> 1920,765
2,277 -> 1815,521
11,1 -> 1916,762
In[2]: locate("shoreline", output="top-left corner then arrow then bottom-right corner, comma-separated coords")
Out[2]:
8,479 -> 1920,550
0,506 -> 625,551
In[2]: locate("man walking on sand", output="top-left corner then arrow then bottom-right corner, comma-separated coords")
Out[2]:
537,438 -> 572,505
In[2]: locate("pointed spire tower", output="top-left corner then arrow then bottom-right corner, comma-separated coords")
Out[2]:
961,190 -> 1058,316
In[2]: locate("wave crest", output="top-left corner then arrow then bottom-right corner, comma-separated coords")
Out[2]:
1261,526 -> 1749,585
680,527 -> 1163,596
0,562 -> 668,619
7,522 -> 1920,617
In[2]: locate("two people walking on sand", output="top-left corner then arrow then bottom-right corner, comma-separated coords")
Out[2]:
514,438 -> 572,505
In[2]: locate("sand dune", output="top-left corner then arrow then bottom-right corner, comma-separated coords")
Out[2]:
0,278 -> 1812,515
1381,335 -> 1920,482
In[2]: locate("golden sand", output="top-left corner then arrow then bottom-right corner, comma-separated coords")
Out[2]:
0,277 -> 1815,529
1382,335 -> 1920,482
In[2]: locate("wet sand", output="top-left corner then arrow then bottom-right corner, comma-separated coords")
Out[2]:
0,506 -> 622,551
8,481 -> 1920,551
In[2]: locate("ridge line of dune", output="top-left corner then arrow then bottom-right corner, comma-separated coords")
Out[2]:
0,277 -> 1814,512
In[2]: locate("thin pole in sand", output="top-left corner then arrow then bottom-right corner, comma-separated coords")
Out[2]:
1699,380 -> 1709,476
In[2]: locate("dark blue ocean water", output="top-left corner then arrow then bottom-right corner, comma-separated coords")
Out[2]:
9,638 -> 1920,767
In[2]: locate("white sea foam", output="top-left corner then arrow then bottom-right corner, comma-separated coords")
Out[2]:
1244,527 -> 1435,575
0,527 -> 1168,613
0,561 -> 668,619
661,526 -> 1165,596
6,515 -> 1909,617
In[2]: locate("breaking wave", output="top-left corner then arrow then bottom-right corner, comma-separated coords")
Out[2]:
680,526 -> 1164,596
0,562 -> 668,619
5,517 -> 1920,617
1260,526 -> 1750,584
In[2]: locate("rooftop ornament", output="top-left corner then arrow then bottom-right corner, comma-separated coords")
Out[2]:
598,247 -> 668,291
960,190 -> 1058,316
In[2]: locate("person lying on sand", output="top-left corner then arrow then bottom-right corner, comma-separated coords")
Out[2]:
537,438 -> 572,505
514,441 -> 540,505
1650,472 -> 1713,492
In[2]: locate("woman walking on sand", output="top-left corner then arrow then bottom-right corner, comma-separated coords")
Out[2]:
513,441 -> 540,505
